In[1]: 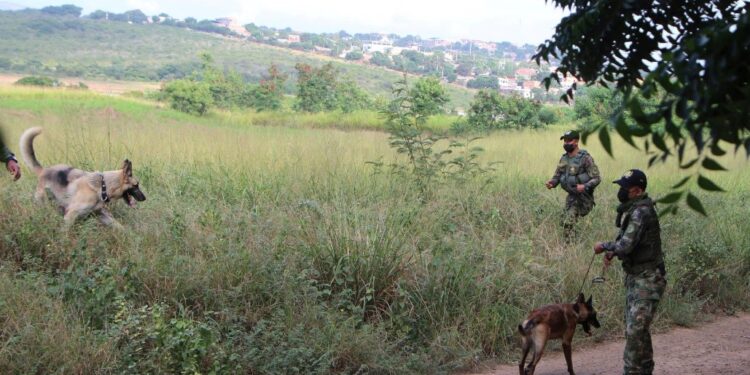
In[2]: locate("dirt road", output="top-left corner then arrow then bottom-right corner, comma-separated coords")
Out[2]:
472,313 -> 750,375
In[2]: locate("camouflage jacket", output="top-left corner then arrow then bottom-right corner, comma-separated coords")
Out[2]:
604,195 -> 664,275
0,143 -> 14,164
549,149 -> 601,195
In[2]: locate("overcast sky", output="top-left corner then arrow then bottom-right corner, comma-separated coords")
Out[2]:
9,0 -> 567,45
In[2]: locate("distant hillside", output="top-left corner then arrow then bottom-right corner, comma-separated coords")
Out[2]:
0,10 -> 475,108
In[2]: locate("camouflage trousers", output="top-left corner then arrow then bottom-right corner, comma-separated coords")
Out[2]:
623,268 -> 667,375
560,193 -> 595,240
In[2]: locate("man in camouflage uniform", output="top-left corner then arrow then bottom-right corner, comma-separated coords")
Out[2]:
545,130 -> 601,239
594,169 -> 666,375
0,127 -> 21,181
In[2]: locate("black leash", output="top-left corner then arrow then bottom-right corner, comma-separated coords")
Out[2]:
577,251 -> 597,296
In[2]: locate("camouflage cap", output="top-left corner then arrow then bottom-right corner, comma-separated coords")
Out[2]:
560,130 -> 580,140
613,169 -> 647,189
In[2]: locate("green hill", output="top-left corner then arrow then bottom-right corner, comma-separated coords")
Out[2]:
0,10 -> 475,108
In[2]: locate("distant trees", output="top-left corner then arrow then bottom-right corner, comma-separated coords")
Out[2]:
294,62 -> 373,113
162,79 -> 213,116
409,77 -> 449,117
41,5 -> 82,17
465,90 -> 542,130
14,76 -> 61,87
369,52 -> 391,68
344,51 -> 364,61
247,64 -> 287,111
466,76 -> 498,90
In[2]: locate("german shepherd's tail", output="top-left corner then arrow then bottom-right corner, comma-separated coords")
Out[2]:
19,127 -> 44,176
518,318 -> 538,335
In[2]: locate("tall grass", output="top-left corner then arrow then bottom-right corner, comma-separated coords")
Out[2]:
0,88 -> 748,373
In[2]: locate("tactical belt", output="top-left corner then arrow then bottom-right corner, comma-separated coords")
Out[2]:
624,260 -> 663,275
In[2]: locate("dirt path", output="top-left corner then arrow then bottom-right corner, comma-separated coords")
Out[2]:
471,313 -> 750,375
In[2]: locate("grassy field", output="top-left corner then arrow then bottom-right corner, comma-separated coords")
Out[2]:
0,87 -> 748,374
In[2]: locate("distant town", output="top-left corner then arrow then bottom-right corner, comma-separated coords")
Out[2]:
6,5 -> 584,101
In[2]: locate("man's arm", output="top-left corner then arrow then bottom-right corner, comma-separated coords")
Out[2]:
602,206 -> 648,259
583,154 -> 601,189
0,144 -> 14,164
547,156 -> 565,188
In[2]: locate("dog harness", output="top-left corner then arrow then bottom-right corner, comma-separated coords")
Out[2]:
98,173 -> 110,203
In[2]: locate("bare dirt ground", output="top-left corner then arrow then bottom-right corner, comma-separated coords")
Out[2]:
0,73 -> 159,95
470,313 -> 750,375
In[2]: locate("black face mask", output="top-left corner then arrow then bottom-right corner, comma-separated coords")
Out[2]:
563,143 -> 576,153
617,187 -> 630,203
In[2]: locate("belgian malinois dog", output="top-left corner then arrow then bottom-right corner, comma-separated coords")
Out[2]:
19,127 -> 146,229
518,293 -> 600,375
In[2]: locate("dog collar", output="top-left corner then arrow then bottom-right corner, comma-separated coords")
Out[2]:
98,173 -> 110,203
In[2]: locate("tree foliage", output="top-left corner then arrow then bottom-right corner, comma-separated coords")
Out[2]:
248,64 -> 287,112
465,90 -> 543,131
294,62 -> 339,112
162,79 -> 213,116
41,5 -> 82,17
535,1 -> 750,214
294,62 -> 373,112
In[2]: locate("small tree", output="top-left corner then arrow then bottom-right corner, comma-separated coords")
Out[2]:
163,79 -> 213,116
409,77 -> 449,117
336,80 -> 372,113
294,63 -> 339,112
466,91 -> 543,130
249,64 -> 287,111
344,51 -> 364,61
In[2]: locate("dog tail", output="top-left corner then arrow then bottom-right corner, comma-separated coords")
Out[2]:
19,127 -> 43,176
518,319 -> 537,335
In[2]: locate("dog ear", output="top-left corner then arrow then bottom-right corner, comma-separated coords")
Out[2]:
577,293 -> 585,304
121,159 -> 133,177
586,295 -> 593,307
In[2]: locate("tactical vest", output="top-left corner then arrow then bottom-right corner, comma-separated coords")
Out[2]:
559,150 -> 593,194
618,197 -> 664,275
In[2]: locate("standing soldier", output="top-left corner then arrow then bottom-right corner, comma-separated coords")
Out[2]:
594,169 -> 666,375
545,130 -> 600,239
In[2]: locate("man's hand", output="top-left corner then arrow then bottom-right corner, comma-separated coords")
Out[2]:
604,252 -> 614,266
545,180 -> 555,189
593,242 -> 607,254
6,160 -> 20,181
576,184 -> 585,193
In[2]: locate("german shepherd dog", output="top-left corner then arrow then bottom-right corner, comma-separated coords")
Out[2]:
518,293 -> 600,375
19,127 -> 146,229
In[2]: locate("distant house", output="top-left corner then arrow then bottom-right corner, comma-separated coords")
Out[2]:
363,35 -> 393,54
498,77 -> 516,89
314,46 -> 332,54
211,17 -> 250,36
515,68 -> 537,80
287,34 -> 301,43
422,38 -> 452,49
523,80 -> 540,90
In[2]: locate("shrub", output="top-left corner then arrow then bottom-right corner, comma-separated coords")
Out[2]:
162,79 -> 213,115
14,76 -> 61,87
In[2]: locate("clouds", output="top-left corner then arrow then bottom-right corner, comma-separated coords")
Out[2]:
15,0 -> 565,44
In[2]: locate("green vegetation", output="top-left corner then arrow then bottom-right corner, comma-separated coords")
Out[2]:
462,90 -> 543,131
0,87 -> 747,373
14,75 -> 62,87
0,10 -> 475,108
537,0 -> 750,213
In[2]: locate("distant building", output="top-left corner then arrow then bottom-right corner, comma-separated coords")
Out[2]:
211,17 -> 250,36
523,80 -> 541,90
515,68 -> 537,80
498,77 -> 516,89
363,35 -> 393,53
287,34 -> 301,43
